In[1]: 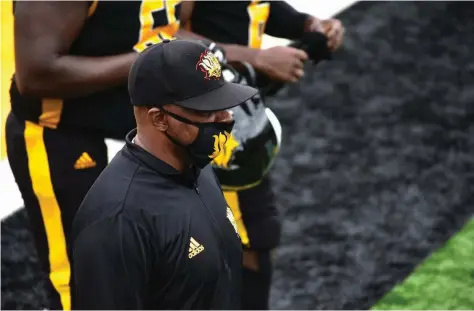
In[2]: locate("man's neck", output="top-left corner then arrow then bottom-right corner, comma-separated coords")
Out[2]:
134,131 -> 187,172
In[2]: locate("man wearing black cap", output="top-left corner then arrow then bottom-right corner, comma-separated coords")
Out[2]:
70,39 -> 258,310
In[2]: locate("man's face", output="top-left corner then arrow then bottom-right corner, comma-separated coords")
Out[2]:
163,104 -> 233,145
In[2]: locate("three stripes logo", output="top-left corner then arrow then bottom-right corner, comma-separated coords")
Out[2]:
74,152 -> 97,170
188,237 -> 204,259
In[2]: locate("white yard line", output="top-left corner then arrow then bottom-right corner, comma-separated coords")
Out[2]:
0,0 -> 357,221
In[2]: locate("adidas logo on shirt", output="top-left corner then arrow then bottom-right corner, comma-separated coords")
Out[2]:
74,152 -> 97,170
188,237 -> 204,259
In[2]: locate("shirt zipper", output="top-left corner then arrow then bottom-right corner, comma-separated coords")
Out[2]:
193,183 -> 231,278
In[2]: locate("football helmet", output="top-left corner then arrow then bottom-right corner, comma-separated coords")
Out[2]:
210,61 -> 282,191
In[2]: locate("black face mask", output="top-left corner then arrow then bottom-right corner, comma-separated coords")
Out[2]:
162,108 -> 235,169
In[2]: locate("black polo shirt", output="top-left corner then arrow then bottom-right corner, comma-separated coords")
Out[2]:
70,129 -> 243,310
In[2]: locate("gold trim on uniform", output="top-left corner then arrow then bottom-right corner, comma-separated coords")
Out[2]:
39,99 -> 63,129
247,0 -> 270,49
223,191 -> 250,247
24,121 -> 71,310
88,0 -> 99,17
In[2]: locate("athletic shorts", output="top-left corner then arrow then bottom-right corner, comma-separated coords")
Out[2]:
5,112 -> 108,310
223,176 -> 282,250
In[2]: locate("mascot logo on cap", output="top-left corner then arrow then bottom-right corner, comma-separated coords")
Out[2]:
196,50 -> 222,80
226,206 -> 240,237
209,131 -> 239,168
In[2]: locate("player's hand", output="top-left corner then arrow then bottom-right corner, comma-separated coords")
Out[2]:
254,46 -> 309,83
304,16 -> 325,33
322,18 -> 345,51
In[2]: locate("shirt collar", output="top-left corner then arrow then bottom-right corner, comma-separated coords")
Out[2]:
124,129 -> 200,186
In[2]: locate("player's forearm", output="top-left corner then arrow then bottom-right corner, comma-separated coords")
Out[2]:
265,1 -> 309,40
176,29 -> 261,69
218,43 -> 261,67
16,52 -> 137,98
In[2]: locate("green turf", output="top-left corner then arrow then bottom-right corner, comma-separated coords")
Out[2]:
372,217 -> 474,310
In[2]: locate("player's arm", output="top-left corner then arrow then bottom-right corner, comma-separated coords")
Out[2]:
72,215 -> 152,309
265,1 -> 312,40
265,2 -> 344,51
178,1 -> 307,82
14,1 -> 137,98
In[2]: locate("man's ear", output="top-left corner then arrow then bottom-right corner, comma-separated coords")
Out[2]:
148,108 -> 168,131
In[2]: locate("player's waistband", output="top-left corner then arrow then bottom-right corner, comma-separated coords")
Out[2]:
9,79 -> 135,139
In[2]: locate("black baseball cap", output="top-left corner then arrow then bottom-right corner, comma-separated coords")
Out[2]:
128,39 -> 258,111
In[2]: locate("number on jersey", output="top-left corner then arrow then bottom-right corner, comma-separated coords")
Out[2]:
247,0 -> 270,49
134,0 -> 182,52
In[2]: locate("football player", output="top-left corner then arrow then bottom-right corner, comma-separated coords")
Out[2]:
8,1 -> 198,309
179,1 -> 345,309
